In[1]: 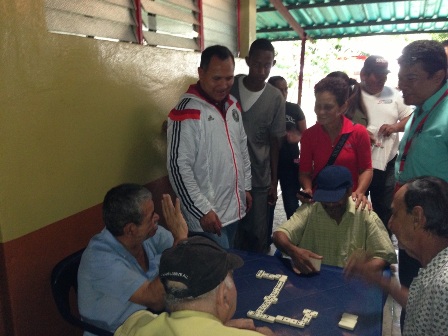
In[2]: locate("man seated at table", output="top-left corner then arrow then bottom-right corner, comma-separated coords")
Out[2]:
114,235 -> 274,336
78,183 -> 188,334
345,176 -> 448,335
273,165 -> 396,274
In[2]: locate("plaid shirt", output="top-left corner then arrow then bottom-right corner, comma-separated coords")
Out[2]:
275,198 -> 397,267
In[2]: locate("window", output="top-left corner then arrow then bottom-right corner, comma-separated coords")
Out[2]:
45,0 -> 203,51
45,0 -> 138,42
141,0 -> 202,50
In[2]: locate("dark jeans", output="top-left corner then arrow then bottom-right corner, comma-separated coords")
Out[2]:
366,156 -> 396,233
278,165 -> 300,219
235,187 -> 270,253
268,165 -> 300,246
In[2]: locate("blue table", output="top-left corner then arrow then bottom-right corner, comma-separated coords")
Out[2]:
232,249 -> 384,336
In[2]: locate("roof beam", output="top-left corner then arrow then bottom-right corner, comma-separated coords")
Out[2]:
271,29 -> 448,41
268,0 -> 306,40
257,17 -> 448,33
258,0 -> 415,12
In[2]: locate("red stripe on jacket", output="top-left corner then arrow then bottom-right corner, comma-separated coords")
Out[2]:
169,108 -> 200,121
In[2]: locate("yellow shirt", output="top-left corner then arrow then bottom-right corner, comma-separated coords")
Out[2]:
115,310 -> 264,336
275,199 -> 397,267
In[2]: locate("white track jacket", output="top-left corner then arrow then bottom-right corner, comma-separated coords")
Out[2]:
167,84 -> 252,232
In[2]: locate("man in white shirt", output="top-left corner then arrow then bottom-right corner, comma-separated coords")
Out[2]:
360,55 -> 412,231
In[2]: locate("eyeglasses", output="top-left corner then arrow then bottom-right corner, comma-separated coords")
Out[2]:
397,55 -> 427,64
409,56 -> 427,62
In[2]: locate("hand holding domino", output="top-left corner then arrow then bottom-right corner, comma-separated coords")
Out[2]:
289,246 -> 323,274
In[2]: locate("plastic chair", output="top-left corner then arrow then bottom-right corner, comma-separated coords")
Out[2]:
51,248 -> 113,336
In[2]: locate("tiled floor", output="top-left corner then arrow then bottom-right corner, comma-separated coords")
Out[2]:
271,189 -> 402,335
383,291 -> 402,335
382,236 -> 402,335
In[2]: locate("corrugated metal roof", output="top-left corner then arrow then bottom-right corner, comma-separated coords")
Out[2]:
256,0 -> 448,40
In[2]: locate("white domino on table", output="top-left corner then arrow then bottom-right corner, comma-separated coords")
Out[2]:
261,272 -> 277,280
275,315 -> 292,325
302,315 -> 312,325
275,282 -> 284,290
264,295 -> 278,304
259,314 -> 276,323
338,313 -> 358,331
309,310 -> 319,318
248,270 -> 319,330
247,310 -> 256,317
290,319 -> 306,328
256,301 -> 272,314
303,309 -> 318,318
338,318 -> 357,331
279,275 -> 288,283
341,313 -> 358,321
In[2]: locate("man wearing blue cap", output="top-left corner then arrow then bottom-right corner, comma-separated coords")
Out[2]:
273,165 -> 396,274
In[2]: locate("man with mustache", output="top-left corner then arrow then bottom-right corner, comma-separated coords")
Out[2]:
394,39 -> 448,331
345,177 -> 448,335
359,55 -> 412,233
78,184 -> 188,334
167,45 -> 252,249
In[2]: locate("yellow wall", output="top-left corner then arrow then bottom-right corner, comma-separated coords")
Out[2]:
0,0 -> 255,334
239,0 -> 258,58
0,0 -> 201,242
0,0 -> 253,243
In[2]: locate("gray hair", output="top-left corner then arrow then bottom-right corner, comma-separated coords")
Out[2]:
164,273 -> 234,312
405,177 -> 448,238
102,183 -> 152,236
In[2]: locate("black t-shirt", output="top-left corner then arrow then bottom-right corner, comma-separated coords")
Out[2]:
278,101 -> 305,169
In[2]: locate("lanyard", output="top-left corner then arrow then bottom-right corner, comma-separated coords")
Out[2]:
398,89 -> 448,173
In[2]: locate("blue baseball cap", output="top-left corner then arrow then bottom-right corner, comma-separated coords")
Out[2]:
313,166 -> 353,203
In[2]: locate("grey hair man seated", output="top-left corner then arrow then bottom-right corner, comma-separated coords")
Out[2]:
78,184 -> 188,334
114,236 -> 274,336
345,176 -> 448,335
273,165 -> 396,274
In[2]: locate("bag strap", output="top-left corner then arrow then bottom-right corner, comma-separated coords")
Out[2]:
327,132 -> 350,166
312,132 -> 351,187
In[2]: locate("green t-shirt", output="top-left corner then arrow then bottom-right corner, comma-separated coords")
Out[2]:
275,199 -> 397,267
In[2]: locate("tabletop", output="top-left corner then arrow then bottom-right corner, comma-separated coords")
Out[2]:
232,249 -> 385,336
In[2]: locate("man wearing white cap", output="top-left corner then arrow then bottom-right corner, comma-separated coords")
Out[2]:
273,165 -> 396,274
360,55 -> 412,233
